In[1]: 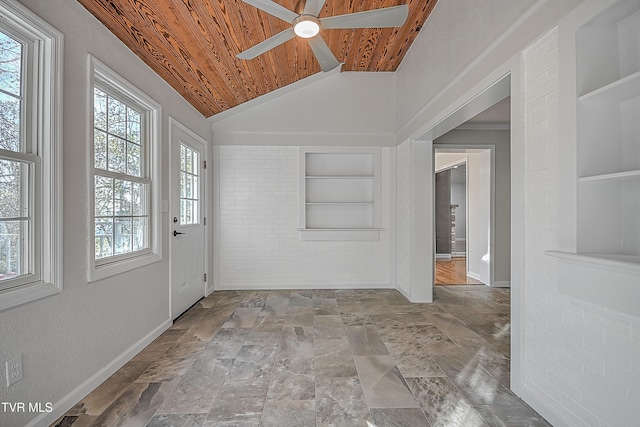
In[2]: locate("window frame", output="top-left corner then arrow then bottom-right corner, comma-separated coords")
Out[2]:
0,0 -> 63,311
89,56 -> 162,282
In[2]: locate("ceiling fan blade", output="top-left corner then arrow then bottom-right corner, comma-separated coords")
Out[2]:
236,28 -> 295,59
321,4 -> 409,29
303,0 -> 327,16
241,0 -> 298,23
307,36 -> 340,72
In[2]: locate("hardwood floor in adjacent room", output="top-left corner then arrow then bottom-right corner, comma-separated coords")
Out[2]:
436,256 -> 484,286
52,287 -> 548,427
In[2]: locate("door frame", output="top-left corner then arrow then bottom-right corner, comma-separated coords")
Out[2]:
168,117 -> 210,319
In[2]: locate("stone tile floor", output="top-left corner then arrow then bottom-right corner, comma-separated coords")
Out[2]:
53,286 -> 550,426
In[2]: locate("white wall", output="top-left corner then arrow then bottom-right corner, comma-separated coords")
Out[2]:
0,1 -> 211,426
215,145 -> 393,289
210,63 -> 398,291
210,72 -> 396,147
396,0 -> 640,425
467,151 -> 492,285
521,19 -> 640,427
451,180 -> 467,252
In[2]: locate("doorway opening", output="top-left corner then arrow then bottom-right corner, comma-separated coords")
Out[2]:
432,96 -> 511,289
435,160 -> 484,285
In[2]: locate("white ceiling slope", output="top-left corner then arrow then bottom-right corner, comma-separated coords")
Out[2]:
211,71 -> 397,147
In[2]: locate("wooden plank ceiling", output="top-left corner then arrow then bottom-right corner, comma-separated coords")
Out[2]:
77,0 -> 438,117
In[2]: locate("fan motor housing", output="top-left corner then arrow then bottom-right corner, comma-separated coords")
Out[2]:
292,15 -> 321,38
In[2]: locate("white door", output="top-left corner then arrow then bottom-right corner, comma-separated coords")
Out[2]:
170,122 -> 206,320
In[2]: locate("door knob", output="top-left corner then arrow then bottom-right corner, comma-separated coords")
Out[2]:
173,230 -> 185,237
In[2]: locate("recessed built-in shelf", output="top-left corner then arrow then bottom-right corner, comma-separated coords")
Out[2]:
578,70 -> 640,103
578,169 -> 640,182
299,228 -> 381,241
306,175 -> 374,179
546,250 -> 640,317
300,147 -> 381,240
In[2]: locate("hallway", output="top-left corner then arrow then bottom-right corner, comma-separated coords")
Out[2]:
435,257 -> 484,286
54,287 -> 548,426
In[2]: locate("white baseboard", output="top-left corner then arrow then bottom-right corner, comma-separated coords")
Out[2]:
435,253 -> 452,260
215,282 -> 393,291
516,385 -> 564,427
492,280 -> 511,288
467,271 -> 482,281
27,319 -> 172,427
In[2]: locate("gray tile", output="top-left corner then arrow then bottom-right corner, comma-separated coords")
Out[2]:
265,358 -> 315,410
354,355 -> 418,409
346,326 -> 389,356
370,408 -> 430,427
157,358 -> 231,414
146,413 -> 206,427
56,288 -> 550,427
260,408 -> 316,427
277,326 -> 314,359
222,307 -> 262,328
407,377 -> 488,427
316,377 -> 370,426
314,338 -> 358,378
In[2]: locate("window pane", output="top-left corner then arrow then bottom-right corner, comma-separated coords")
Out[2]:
94,130 -> 107,170
127,108 -> 140,143
114,179 -> 132,216
0,220 -> 26,281
180,199 -> 187,225
132,217 -> 146,251
0,159 -> 26,219
0,92 -> 20,152
93,88 -> 107,131
131,182 -> 146,216
179,172 -> 184,198
127,142 -> 141,177
185,174 -> 192,199
95,176 -> 113,217
193,175 -> 199,201
185,146 -> 193,173
95,218 -> 113,258
193,151 -> 199,176
107,135 -> 126,174
107,96 -> 126,138
180,144 -> 186,171
0,31 -> 22,97
114,217 -> 131,255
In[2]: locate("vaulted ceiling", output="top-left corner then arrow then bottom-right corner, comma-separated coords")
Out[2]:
77,0 -> 438,117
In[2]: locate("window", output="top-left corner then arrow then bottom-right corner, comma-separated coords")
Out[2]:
90,57 -> 161,281
179,144 -> 200,225
0,1 -> 62,311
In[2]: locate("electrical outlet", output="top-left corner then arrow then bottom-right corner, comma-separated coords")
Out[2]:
6,354 -> 23,387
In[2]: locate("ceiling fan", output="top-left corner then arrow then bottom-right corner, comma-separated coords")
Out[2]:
236,0 -> 409,72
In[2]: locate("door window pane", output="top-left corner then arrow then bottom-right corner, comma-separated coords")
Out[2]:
179,144 -> 200,225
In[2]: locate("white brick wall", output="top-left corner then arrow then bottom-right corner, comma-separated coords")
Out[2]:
523,27 -> 640,427
217,145 -> 392,289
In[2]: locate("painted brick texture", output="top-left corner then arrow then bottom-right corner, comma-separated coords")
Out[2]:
218,145 -> 391,289
523,27 -> 640,427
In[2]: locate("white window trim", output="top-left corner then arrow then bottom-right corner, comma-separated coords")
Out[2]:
88,56 -> 162,282
0,0 -> 63,311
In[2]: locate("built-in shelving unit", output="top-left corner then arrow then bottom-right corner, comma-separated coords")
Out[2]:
547,0 -> 640,317
299,148 -> 381,240
575,0 -> 640,263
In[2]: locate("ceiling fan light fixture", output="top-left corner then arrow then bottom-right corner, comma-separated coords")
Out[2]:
293,15 -> 321,38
